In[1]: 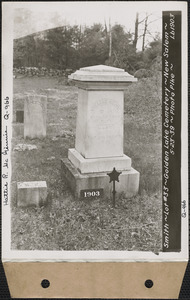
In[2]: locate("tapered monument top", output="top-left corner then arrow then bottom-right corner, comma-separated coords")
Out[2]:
81,65 -> 124,72
69,64 -> 137,82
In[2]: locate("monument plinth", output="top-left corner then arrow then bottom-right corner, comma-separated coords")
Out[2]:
61,65 -> 140,199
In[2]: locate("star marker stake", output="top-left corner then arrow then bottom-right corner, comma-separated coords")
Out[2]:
107,167 -> 122,207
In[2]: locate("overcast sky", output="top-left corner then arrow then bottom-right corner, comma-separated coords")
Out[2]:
13,2 -> 163,50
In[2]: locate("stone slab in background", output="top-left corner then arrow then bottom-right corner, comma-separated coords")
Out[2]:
12,123 -> 24,137
17,181 -> 47,207
16,110 -> 24,123
13,93 -> 25,122
61,158 -> 139,199
24,94 -> 47,139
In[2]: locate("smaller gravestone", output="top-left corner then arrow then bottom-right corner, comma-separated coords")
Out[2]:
12,124 -> 24,137
17,181 -> 47,207
24,94 -> 47,139
16,110 -> 24,123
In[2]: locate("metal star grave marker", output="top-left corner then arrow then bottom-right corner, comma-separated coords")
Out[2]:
107,167 -> 122,207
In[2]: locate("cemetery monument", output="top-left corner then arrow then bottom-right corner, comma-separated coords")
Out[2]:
61,65 -> 139,199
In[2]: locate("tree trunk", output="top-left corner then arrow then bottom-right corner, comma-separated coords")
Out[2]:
142,14 -> 148,52
109,18 -> 112,57
104,20 -> 108,37
133,12 -> 139,51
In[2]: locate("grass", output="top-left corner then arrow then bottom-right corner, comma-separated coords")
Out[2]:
11,74 -> 162,252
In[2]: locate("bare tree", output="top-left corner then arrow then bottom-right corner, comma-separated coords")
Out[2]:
104,19 -> 108,37
133,12 -> 161,52
109,18 -> 112,57
142,13 -> 148,52
133,12 -> 139,50
132,12 -> 148,51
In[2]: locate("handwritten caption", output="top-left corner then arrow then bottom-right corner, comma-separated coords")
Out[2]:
2,96 -> 10,206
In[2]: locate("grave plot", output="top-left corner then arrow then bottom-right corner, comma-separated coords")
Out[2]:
11,74 -> 162,252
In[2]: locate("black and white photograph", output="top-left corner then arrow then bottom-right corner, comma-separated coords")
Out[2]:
2,1 -> 188,262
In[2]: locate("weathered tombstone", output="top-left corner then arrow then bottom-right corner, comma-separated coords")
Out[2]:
16,110 -> 24,123
13,93 -> 25,122
17,181 -> 47,207
12,124 -> 24,137
24,94 -> 47,139
61,65 -> 140,199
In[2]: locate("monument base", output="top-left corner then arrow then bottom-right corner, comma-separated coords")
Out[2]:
68,148 -> 131,173
61,158 -> 139,199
